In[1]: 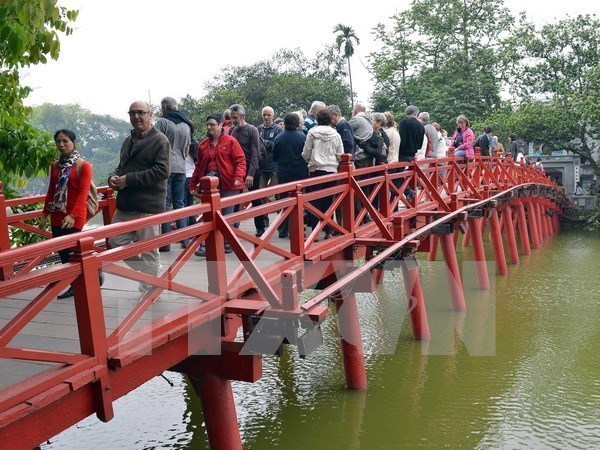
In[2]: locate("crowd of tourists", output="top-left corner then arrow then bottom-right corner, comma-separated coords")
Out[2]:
38,98 -> 519,299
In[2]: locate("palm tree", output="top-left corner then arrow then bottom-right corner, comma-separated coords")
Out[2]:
334,24 -> 360,108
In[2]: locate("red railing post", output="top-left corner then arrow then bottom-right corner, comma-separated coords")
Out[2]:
199,177 -> 227,295
339,154 -> 355,235
70,236 -> 114,422
101,188 -> 117,250
0,182 -> 13,280
289,184 -> 306,257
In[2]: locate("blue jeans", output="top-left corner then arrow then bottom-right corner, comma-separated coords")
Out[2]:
221,190 -> 240,216
162,172 -> 187,234
185,176 -> 196,226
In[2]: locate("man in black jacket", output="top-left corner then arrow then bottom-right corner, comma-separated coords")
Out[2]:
398,105 -> 425,202
328,105 -> 356,156
108,100 -> 170,293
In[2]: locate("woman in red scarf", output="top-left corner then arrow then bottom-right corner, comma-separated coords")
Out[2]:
39,129 -> 96,299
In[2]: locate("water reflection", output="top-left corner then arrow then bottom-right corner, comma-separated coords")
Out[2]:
44,231 -> 600,449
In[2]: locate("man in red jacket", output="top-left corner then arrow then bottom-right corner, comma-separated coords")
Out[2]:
189,113 -> 246,256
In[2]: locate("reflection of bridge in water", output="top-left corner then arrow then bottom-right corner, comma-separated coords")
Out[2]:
0,153 -> 569,449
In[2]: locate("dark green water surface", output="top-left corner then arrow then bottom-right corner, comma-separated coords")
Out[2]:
44,230 -> 600,449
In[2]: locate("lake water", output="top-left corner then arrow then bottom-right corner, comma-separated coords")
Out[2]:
43,229 -> 600,449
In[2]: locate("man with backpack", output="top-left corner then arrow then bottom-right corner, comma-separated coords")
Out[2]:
155,97 -> 192,252
229,104 -> 263,235
474,126 -> 494,157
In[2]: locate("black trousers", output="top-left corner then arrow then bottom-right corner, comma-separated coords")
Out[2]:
307,170 -> 337,234
51,226 -> 82,264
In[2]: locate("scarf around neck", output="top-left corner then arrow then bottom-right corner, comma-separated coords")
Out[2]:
49,150 -> 81,213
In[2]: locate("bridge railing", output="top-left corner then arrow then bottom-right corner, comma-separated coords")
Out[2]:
0,152 -> 568,426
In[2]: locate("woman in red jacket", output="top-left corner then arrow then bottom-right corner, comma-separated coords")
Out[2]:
188,113 -> 246,257
38,129 -> 96,299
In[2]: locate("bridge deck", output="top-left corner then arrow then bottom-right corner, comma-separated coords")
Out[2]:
0,220 -> 288,391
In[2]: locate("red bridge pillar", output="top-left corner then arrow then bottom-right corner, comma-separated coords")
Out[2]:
468,216 -> 490,290
400,256 -> 431,340
526,199 -> 540,249
440,233 -> 466,311
489,209 -> 508,275
502,205 -> 520,265
332,291 -> 368,390
428,234 -> 438,261
516,201 -> 531,255
192,372 -> 242,450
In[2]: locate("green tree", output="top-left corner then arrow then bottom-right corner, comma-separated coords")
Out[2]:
506,14 -> 600,174
180,47 -> 351,128
334,24 -> 360,107
370,0 -> 513,129
0,0 -> 78,191
30,103 -> 130,183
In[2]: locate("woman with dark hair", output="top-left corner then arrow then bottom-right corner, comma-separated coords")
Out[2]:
451,114 -> 475,158
272,112 -> 308,238
38,129 -> 97,299
189,114 -> 246,256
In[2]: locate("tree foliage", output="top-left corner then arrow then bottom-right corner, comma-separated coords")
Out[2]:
180,47 -> 351,129
334,24 -> 360,107
0,0 -> 78,190
370,0 -> 513,129
30,103 -> 129,186
504,14 -> 600,173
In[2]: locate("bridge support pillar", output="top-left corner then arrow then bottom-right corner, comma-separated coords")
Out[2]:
468,217 -> 490,290
489,209 -> 508,276
526,200 -> 540,249
332,291 -> 368,390
542,206 -> 551,239
400,256 -> 430,340
461,227 -> 471,247
537,202 -> 544,239
533,202 -> 543,242
190,372 -> 242,450
502,206 -> 519,265
428,234 -> 438,261
516,202 -> 531,255
440,234 -> 466,311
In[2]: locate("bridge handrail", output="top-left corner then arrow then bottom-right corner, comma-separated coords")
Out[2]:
0,152 -> 569,425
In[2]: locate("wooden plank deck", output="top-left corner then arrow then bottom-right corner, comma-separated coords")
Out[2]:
0,220 -> 307,392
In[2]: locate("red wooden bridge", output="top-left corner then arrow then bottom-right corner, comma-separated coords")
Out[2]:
0,153 -> 568,449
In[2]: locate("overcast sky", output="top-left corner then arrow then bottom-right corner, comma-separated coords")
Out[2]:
22,0 -> 598,122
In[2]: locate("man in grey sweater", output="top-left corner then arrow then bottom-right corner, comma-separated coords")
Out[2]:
108,100 -> 170,291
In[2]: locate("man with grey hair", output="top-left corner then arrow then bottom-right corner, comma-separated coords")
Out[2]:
229,104 -> 259,187
418,111 -> 438,158
155,96 -> 192,252
302,101 -> 326,134
254,105 -> 283,236
229,103 -> 260,232
108,100 -> 170,294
